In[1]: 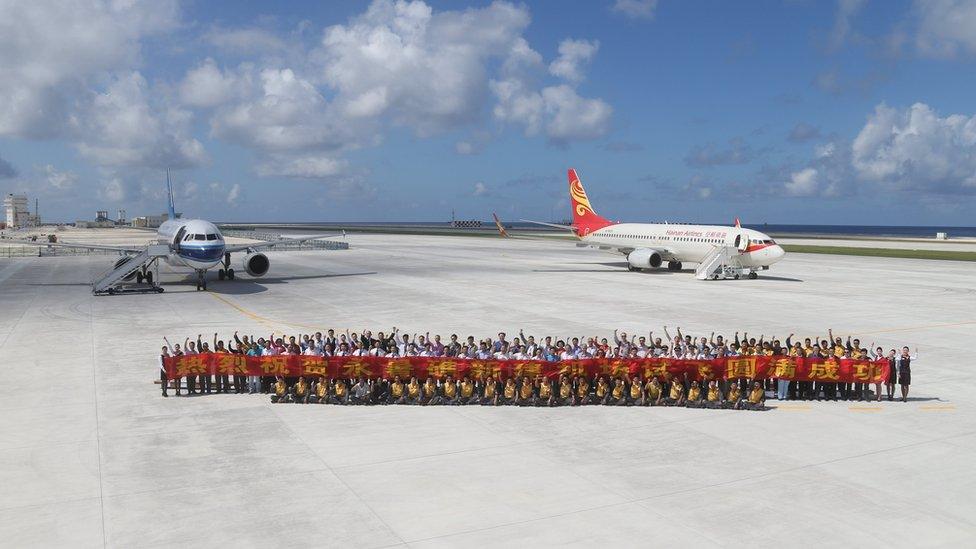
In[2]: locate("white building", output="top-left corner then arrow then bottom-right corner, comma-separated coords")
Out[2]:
4,194 -> 29,228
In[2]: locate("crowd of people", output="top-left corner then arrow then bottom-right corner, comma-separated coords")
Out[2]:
159,327 -> 918,406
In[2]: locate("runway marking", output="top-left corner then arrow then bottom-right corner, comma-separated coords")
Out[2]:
849,406 -> 883,412
774,404 -> 811,411
920,405 -> 956,412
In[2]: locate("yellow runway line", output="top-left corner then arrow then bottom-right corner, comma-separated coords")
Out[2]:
774,404 -> 812,411
920,405 -> 956,411
207,292 -> 333,332
849,406 -> 883,412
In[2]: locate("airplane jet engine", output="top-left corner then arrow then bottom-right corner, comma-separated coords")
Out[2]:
243,252 -> 270,277
627,248 -> 663,269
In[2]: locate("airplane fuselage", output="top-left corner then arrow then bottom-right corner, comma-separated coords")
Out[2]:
581,222 -> 785,268
157,218 -> 226,271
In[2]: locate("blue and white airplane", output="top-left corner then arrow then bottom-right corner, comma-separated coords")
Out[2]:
17,173 -> 343,291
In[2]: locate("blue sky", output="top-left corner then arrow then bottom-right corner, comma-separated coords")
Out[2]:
2,0 -> 976,225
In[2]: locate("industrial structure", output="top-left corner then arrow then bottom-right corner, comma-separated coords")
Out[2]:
4,193 -> 37,228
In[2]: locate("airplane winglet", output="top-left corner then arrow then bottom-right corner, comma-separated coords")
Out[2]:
492,213 -> 509,237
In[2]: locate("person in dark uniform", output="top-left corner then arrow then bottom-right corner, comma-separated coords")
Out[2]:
159,345 -> 171,397
196,336 -> 213,394
371,377 -> 390,404
897,346 -> 916,402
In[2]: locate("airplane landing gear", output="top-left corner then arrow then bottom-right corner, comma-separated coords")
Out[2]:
217,253 -> 235,281
667,261 -> 682,271
196,270 -> 207,291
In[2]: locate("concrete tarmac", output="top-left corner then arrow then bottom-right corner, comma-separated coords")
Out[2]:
0,233 -> 973,547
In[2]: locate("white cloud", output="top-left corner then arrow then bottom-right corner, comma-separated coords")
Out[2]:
473,181 -> 488,196
612,0 -> 659,19
205,27 -> 287,55
0,0 -> 179,138
73,72 -> 207,170
255,154 -> 348,179
549,39 -> 599,83
785,167 -> 820,196
541,85 -> 612,143
852,102 -> 976,193
42,165 -> 78,190
227,183 -> 242,206
828,0 -> 867,51
99,177 -> 126,202
914,0 -> 976,57
180,59 -> 249,108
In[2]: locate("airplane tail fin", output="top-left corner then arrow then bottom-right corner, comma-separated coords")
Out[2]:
567,168 -> 613,237
491,213 -> 509,237
166,169 -> 177,220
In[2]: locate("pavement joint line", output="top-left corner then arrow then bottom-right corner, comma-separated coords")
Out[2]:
0,495 -> 104,515
265,405 -> 409,546
89,294 -> 109,549
401,428 -> 976,545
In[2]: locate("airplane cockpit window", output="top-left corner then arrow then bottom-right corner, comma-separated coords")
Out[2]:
194,234 -> 205,240
206,234 -> 218,240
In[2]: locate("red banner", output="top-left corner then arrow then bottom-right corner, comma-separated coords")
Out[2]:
165,354 -> 890,384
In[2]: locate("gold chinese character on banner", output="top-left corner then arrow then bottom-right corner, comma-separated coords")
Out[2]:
427,360 -> 458,378
385,359 -> 412,379
697,364 -> 715,381
176,355 -> 207,376
468,361 -> 500,380
642,361 -> 668,380
772,358 -> 798,379
514,362 -> 542,378
341,359 -> 373,378
261,356 -> 290,376
726,357 -> 756,379
851,361 -> 880,382
558,362 -> 587,377
218,354 -> 247,375
808,359 -> 840,380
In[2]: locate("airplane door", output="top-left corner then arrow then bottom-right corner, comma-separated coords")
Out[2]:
734,233 -> 748,252
173,225 -> 186,251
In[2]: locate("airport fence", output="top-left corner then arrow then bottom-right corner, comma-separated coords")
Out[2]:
220,229 -> 349,250
0,246 -> 118,258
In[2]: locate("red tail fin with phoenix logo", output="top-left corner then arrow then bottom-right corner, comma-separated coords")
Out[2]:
568,168 -> 614,237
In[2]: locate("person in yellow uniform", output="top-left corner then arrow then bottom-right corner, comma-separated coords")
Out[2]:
557,375 -> 574,406
517,376 -> 536,406
389,375 -> 406,404
595,376 -> 611,405
435,375 -> 458,405
537,376 -> 553,406
291,376 -> 309,404
684,381 -> 703,408
609,377 -> 627,406
741,381 -> 766,410
405,376 -> 422,405
500,377 -> 517,405
481,375 -> 500,406
422,377 -> 438,405
663,378 -> 685,406
628,375 -> 643,406
309,377 -> 328,404
459,376 -> 477,405
704,380 -> 723,409
725,381 -> 742,409
329,377 -> 348,405
575,375 -> 591,405
270,375 -> 289,403
643,377 -> 662,406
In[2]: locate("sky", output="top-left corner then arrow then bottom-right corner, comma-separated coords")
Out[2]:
1,0 -> 976,225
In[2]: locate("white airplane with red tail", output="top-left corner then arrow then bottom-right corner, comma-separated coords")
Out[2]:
498,168 -> 785,280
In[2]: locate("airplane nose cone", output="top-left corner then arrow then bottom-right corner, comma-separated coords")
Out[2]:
770,245 -> 785,262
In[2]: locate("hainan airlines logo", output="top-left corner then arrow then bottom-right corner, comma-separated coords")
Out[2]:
570,178 -> 594,217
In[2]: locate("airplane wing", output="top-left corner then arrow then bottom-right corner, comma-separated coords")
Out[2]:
493,214 -> 675,258
5,238 -> 144,254
223,231 -> 346,253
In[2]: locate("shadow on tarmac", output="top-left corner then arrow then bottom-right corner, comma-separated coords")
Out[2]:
203,272 -> 378,295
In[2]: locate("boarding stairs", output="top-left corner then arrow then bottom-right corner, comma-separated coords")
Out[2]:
91,244 -> 170,295
695,245 -> 750,280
